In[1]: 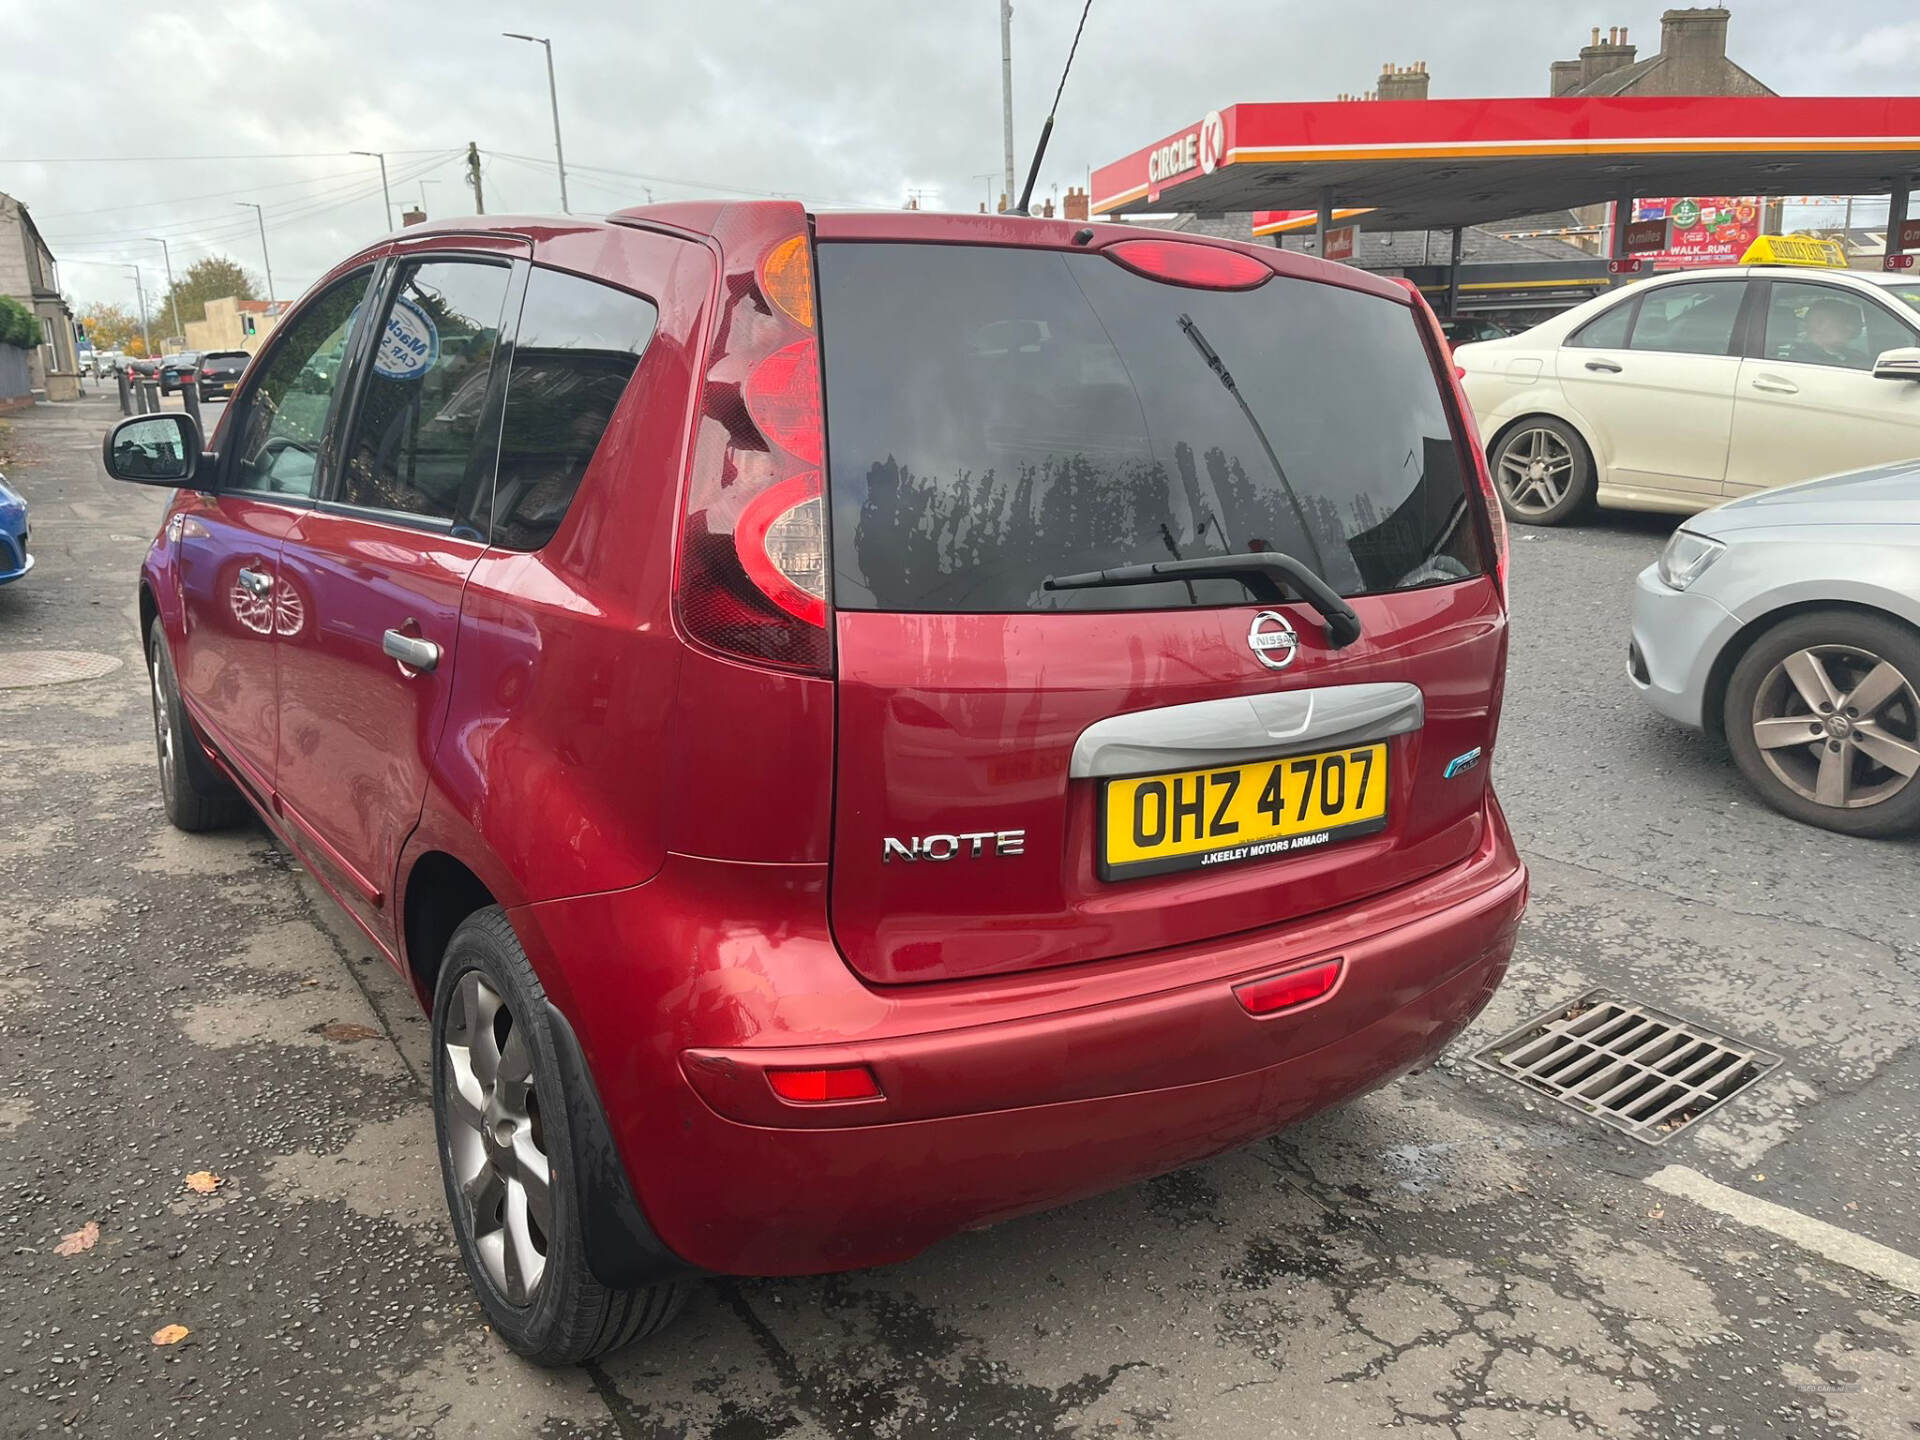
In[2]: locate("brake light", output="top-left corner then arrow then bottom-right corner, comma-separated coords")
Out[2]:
1105,238 -> 1270,290
1234,958 -> 1344,1016
767,1065 -> 881,1102
675,203 -> 831,673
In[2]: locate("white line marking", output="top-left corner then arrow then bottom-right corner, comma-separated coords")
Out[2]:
1645,1164 -> 1920,1295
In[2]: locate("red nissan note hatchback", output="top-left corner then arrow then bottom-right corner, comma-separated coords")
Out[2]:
104,203 -> 1527,1364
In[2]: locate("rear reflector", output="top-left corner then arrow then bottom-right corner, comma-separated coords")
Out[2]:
1233,958 -> 1344,1016
767,1065 -> 883,1102
1105,238 -> 1271,290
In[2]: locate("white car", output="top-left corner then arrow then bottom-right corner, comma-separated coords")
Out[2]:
1457,264 -> 1920,525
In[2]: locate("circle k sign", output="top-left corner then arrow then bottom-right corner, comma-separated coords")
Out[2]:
1199,111 -> 1225,174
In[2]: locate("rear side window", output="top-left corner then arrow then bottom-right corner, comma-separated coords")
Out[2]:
1568,299 -> 1635,349
491,267 -> 658,551
817,243 -> 1482,611
1626,280 -> 1745,357
336,259 -> 512,534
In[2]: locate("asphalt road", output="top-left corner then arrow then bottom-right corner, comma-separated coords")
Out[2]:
2,392 -> 1916,1439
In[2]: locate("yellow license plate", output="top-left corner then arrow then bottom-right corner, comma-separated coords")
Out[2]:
1100,743 -> 1389,881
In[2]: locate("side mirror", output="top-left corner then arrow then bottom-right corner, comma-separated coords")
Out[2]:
1871,346 -> 1920,381
101,413 -> 209,488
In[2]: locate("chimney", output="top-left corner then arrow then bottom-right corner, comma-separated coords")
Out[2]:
1660,7 -> 1730,61
1549,59 -> 1584,95
1041,196 -> 1056,219
401,206 -> 427,227
997,192 -> 1008,214
1376,59 -> 1430,101
1063,186 -> 1089,221
1577,23 -> 1638,86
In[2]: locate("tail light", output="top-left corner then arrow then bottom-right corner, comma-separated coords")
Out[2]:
1393,278 -> 1508,599
675,203 -> 831,673
767,1065 -> 882,1103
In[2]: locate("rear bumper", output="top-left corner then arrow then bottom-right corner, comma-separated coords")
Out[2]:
512,798 -> 1526,1276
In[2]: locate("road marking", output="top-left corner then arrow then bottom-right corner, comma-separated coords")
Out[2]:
1646,1164 -> 1920,1295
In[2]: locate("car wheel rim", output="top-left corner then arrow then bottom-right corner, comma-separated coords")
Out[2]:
1495,427 -> 1576,515
1752,644 -> 1920,810
442,971 -> 551,1307
149,653 -> 175,793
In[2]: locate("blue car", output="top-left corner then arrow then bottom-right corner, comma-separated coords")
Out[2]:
0,474 -> 31,583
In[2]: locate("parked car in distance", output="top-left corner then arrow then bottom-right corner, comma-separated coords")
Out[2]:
196,349 -> 250,402
103,204 -> 1525,1364
1457,260 -> 1920,525
158,351 -> 204,397
1631,459 -> 1920,835
1443,315 -> 1514,349
0,473 -> 30,584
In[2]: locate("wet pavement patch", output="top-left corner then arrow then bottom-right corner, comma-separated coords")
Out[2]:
1474,989 -> 1783,1143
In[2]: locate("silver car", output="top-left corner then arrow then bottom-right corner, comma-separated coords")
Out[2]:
1630,460 -> 1920,836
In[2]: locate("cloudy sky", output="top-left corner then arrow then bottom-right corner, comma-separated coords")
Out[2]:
5,0 -> 1918,317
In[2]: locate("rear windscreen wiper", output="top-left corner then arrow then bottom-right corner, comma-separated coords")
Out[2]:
1176,312 -> 1331,580
1045,551 -> 1363,648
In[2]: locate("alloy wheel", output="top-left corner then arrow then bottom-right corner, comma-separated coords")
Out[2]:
1496,427 -> 1576,515
1751,644 -> 1920,810
149,652 -> 175,795
442,972 -> 552,1306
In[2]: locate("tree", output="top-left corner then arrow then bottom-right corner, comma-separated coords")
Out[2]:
0,296 -> 42,350
156,255 -> 260,336
77,300 -> 143,353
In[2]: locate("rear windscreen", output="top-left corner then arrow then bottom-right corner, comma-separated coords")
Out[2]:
817,243 -> 1483,612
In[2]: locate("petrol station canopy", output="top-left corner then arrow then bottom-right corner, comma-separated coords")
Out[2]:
1091,96 -> 1920,233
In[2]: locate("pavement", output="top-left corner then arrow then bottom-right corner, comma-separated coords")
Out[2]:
1,391 -> 1915,1439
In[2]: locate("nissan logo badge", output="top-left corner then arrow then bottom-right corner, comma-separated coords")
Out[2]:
1247,610 -> 1299,670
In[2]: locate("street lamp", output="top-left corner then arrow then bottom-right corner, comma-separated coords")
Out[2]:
142,238 -> 183,344
124,265 -> 151,356
351,150 -> 394,230
503,32 -> 570,213
236,203 -> 278,315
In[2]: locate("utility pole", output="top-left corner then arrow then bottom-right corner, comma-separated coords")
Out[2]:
125,265 -> 151,356
236,203 -> 277,313
504,32 -> 569,213
143,237 -> 182,343
999,1 -> 1016,207
465,142 -> 486,214
352,150 -> 393,230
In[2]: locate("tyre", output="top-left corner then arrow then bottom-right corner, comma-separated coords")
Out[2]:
147,620 -> 249,832
1723,609 -> 1920,838
1489,417 -> 1594,526
431,909 -> 686,1365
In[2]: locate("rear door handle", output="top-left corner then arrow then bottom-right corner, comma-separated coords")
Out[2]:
382,629 -> 442,673
236,566 -> 273,597
1584,359 -> 1623,373
1751,374 -> 1799,394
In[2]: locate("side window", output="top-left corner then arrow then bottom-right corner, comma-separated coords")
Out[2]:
1567,298 -> 1635,349
1627,281 -> 1745,357
492,267 -> 658,552
335,259 -> 512,532
1761,281 -> 1916,372
228,272 -> 369,498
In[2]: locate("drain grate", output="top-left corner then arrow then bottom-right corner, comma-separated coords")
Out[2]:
1472,990 -> 1781,1144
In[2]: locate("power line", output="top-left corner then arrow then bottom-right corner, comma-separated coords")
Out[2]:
489,150 -> 874,209
45,154 -> 461,252
4,147 -> 453,164
35,166 -> 372,221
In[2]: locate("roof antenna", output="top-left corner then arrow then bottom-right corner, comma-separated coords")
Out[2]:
1014,0 -> 1096,216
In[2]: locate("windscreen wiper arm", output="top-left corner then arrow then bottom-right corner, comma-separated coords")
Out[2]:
1044,551 -> 1363,648
1177,312 -> 1331,580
